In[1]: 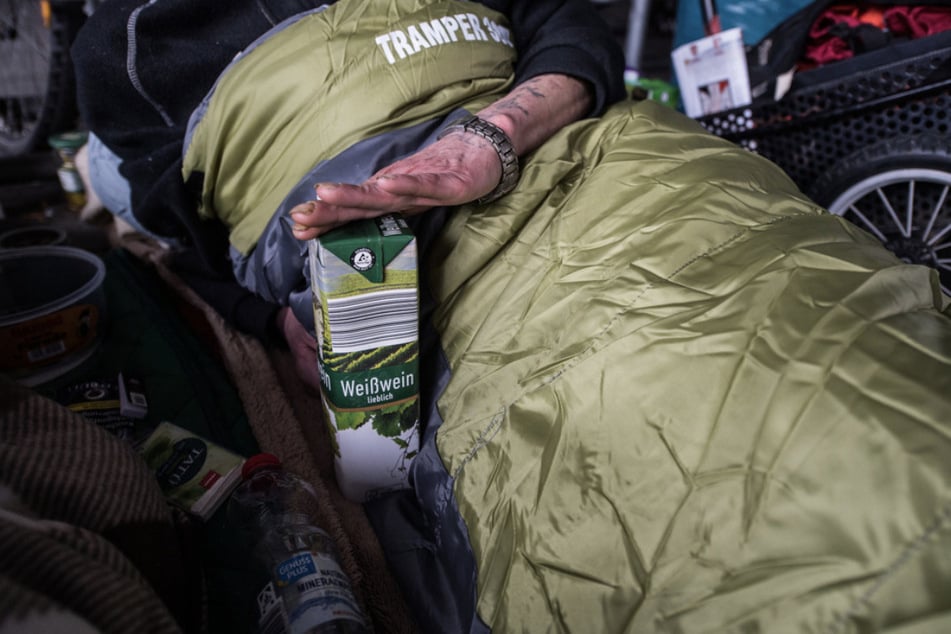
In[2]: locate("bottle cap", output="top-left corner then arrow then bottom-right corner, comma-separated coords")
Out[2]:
242,452 -> 282,479
48,131 -> 89,150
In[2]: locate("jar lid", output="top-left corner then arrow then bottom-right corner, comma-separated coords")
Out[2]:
242,452 -> 282,479
48,131 -> 89,150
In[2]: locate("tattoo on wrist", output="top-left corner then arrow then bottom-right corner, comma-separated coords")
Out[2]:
521,77 -> 546,99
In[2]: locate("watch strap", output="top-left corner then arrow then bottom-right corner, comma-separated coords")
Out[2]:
439,115 -> 520,204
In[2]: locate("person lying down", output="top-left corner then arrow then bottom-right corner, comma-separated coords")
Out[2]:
74,1 -> 951,631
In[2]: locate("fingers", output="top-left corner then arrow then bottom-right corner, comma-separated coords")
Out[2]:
288,195 -> 391,241
289,201 -> 325,241
286,134 -> 499,241
372,172 -> 471,204
276,306 -> 316,351
317,177 -> 450,208
274,306 -> 322,393
288,178 -> 438,241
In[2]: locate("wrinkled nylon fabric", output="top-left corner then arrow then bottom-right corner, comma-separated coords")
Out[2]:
427,101 -> 951,632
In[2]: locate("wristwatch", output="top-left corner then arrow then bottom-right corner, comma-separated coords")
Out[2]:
439,115 -> 520,204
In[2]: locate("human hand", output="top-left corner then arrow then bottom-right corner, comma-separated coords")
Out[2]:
289,130 -> 502,241
289,74 -> 592,240
275,306 -> 322,393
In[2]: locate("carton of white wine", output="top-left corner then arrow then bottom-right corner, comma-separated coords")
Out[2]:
308,214 -> 420,502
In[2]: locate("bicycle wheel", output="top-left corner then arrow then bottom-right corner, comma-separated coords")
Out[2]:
0,0 -> 84,157
810,134 -> 951,297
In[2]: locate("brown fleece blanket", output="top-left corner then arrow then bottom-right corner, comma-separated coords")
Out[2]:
121,236 -> 417,633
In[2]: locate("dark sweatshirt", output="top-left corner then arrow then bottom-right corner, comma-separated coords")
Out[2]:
72,0 -> 626,341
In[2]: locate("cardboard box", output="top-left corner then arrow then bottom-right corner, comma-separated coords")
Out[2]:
671,27 -> 752,118
140,422 -> 245,520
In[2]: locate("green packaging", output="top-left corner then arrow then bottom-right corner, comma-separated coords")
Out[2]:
308,214 -> 420,502
139,422 -> 245,521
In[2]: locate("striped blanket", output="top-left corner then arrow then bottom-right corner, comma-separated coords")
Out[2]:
0,379 -> 199,633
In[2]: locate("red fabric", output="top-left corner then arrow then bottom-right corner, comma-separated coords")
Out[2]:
804,37 -> 854,66
884,6 -> 951,38
803,4 -> 951,69
809,6 -> 861,39
804,5 -> 866,66
809,4 -> 885,38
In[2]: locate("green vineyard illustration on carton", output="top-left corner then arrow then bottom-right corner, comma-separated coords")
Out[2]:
321,340 -> 420,464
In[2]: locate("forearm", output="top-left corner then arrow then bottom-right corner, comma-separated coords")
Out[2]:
490,0 -> 626,117
477,73 -> 593,156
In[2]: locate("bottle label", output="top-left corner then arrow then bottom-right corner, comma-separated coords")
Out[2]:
57,167 -> 85,194
273,550 -> 366,633
0,303 -> 100,373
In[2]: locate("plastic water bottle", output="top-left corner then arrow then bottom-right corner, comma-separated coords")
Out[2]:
230,453 -> 370,634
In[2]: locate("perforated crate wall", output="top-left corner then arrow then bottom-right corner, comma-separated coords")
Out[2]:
697,32 -> 951,198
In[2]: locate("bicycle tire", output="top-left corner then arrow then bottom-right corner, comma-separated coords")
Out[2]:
0,0 -> 85,158
809,134 -> 951,295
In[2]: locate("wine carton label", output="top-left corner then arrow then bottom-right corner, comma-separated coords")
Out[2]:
308,214 -> 420,502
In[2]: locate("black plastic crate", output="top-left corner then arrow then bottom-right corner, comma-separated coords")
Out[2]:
697,29 -> 951,200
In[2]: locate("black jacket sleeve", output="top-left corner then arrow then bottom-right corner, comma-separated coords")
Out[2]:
72,0 -> 319,341
483,0 -> 627,116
